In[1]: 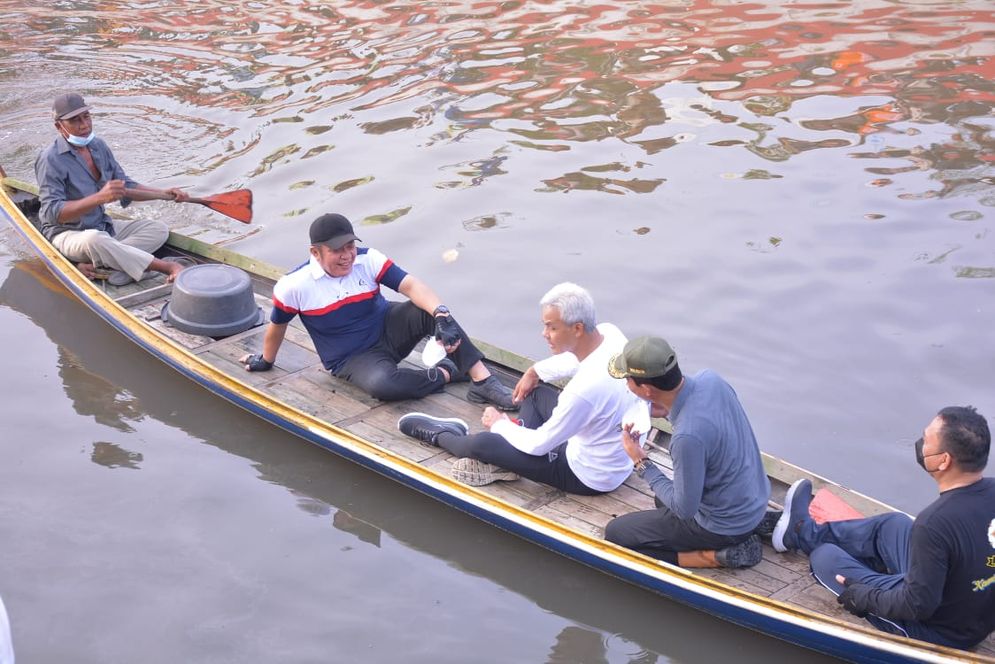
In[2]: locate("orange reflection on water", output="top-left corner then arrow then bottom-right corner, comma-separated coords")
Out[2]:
1,0 -> 991,190
7,2 -> 991,116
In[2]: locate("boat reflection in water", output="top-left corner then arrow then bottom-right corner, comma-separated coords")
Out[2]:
0,257 -> 832,663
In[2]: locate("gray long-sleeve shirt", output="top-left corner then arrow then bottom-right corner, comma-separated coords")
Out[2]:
34,135 -> 139,241
642,370 -> 770,536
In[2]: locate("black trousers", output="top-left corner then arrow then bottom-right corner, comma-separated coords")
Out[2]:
437,383 -> 604,495
604,502 -> 749,564
335,302 -> 484,401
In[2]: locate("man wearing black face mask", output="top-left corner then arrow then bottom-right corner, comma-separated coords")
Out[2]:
35,92 -> 189,286
771,406 -> 995,650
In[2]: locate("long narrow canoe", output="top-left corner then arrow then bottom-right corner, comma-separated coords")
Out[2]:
2,172 -> 993,664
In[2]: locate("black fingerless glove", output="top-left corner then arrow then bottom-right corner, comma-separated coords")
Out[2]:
434,307 -> 461,347
246,354 -> 273,372
837,583 -> 869,618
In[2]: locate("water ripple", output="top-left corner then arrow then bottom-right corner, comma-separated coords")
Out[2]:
1,3 -> 993,514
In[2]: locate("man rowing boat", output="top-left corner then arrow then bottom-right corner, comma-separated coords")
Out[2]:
35,92 -> 188,286
240,213 -> 515,408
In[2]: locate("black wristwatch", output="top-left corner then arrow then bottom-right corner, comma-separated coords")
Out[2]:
634,458 -> 652,474
433,304 -> 450,317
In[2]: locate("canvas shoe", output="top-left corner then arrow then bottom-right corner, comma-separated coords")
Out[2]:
754,509 -> 783,539
772,479 -> 813,553
397,413 -> 468,446
466,375 -> 517,411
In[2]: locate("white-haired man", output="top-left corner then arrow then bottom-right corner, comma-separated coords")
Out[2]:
397,282 -> 642,494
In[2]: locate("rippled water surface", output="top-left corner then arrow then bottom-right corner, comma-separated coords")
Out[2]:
1,1 -> 993,661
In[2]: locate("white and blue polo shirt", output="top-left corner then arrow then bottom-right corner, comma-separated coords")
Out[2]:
271,247 -> 408,372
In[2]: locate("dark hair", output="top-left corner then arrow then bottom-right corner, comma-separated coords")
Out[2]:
631,363 -> 683,391
936,405 -> 990,472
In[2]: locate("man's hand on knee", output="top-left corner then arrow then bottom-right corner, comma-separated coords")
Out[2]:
512,366 -> 539,403
240,353 -> 273,372
836,576 -> 869,618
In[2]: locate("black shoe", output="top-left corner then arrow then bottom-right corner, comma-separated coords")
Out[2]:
716,535 -> 762,568
436,358 -> 468,383
754,509 -> 783,539
467,375 -> 517,411
772,479 -> 813,553
397,412 -> 468,446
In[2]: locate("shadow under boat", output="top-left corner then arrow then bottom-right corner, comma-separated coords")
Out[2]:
0,256 -> 835,663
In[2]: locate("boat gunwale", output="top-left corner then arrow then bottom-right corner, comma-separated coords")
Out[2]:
2,175 -> 990,664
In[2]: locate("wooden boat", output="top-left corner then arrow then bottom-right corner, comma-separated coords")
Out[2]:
2,171 -> 993,664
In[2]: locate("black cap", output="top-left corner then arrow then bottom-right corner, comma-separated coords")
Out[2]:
309,213 -> 360,250
53,93 -> 91,120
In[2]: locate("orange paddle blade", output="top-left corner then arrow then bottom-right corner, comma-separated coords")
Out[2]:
199,189 -> 253,223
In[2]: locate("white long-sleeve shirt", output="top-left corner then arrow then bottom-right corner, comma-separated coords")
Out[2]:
491,323 -> 643,492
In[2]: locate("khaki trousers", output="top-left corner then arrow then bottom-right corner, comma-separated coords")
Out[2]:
51,218 -> 169,281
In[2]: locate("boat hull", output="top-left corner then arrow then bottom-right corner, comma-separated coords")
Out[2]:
2,178 -> 988,664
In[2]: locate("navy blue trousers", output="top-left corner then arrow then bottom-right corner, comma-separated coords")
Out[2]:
801,512 -> 954,646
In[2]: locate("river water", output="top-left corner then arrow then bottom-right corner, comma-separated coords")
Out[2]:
0,1 -> 992,661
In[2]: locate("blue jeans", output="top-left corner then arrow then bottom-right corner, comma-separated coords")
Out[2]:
801,512 -> 955,646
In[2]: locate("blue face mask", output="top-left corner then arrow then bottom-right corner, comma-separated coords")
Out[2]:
65,131 -> 95,147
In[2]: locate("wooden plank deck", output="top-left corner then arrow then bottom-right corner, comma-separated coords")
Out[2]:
84,260 -> 995,660
2,176 -> 991,661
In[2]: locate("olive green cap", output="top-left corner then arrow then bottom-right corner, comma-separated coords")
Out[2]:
608,336 -> 678,379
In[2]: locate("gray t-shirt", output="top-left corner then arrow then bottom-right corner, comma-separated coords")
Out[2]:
643,370 -> 770,535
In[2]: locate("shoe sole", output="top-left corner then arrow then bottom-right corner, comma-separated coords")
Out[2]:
466,391 -> 518,411
451,461 -> 519,486
451,471 -> 520,486
719,535 -> 763,568
396,412 -> 469,437
772,479 -> 804,553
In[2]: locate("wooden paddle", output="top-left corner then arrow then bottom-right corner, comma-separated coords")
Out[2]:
124,188 -> 253,223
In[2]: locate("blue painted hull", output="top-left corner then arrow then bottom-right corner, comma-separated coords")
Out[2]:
1,192 -> 978,664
